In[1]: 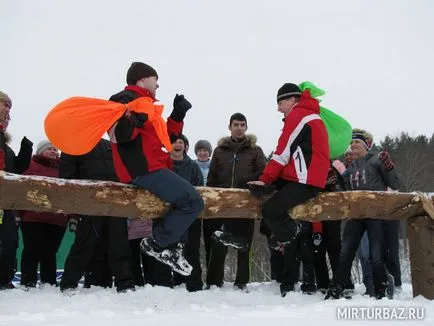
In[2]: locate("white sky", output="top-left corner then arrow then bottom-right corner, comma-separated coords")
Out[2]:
1,0 -> 433,155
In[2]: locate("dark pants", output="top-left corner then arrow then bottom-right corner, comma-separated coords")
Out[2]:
60,216 -> 133,291
281,222 -> 315,288
130,238 -> 174,287
262,181 -> 319,242
260,219 -> 284,282
384,220 -> 401,287
334,219 -> 387,295
132,169 -> 204,247
174,219 -> 203,290
83,231 -> 113,288
206,219 -> 254,287
129,238 -> 147,286
20,222 -> 66,286
313,221 -> 341,289
0,210 -> 18,286
203,219 -> 224,266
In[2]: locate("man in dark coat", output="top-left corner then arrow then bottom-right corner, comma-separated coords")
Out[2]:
59,139 -> 135,293
206,112 -> 266,290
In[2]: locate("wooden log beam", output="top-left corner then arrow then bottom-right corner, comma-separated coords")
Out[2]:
407,216 -> 434,299
0,173 -> 432,221
1,172 -> 433,300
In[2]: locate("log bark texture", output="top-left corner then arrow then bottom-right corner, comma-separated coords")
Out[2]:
407,216 -> 434,300
0,173 -> 433,221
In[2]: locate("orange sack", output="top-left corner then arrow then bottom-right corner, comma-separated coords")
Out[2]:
45,96 -> 170,155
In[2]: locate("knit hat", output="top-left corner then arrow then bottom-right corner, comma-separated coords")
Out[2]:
36,140 -> 55,155
0,91 -> 12,108
194,140 -> 213,156
126,62 -> 158,85
277,83 -> 302,103
170,133 -> 189,151
352,128 -> 373,149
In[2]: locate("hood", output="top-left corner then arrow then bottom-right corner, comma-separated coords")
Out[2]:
293,90 -> 320,114
217,134 -> 258,149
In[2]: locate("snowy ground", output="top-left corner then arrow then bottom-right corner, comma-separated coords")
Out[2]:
0,282 -> 432,325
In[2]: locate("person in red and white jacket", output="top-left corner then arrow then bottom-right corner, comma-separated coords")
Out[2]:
109,62 -> 204,277
248,82 -> 329,297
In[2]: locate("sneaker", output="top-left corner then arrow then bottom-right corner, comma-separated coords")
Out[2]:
324,282 -> 344,300
117,286 -> 136,294
140,238 -> 193,276
280,283 -> 294,297
386,274 -> 394,299
300,283 -> 317,295
0,282 -> 15,290
212,230 -> 248,251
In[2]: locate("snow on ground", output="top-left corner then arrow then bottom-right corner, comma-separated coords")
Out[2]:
0,282 -> 432,326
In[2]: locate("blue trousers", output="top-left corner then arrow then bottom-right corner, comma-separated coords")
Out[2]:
132,169 -> 204,247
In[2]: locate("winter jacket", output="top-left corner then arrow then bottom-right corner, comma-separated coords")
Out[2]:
195,159 -> 210,186
108,87 -> 183,183
259,90 -> 329,189
0,132 -> 33,174
343,151 -> 400,191
21,155 -> 68,227
59,139 -> 117,181
173,155 -> 204,187
207,135 -> 266,189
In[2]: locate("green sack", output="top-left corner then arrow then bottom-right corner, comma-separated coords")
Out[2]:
299,81 -> 352,159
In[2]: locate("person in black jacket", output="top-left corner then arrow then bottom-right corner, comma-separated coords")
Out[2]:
170,134 -> 204,291
0,91 -> 33,290
59,139 -> 135,293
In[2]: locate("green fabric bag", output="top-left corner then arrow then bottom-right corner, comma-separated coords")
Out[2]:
299,81 -> 352,159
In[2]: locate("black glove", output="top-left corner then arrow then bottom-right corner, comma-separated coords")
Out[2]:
129,112 -> 148,128
248,183 -> 276,199
312,233 -> 322,246
21,136 -> 33,149
68,216 -> 79,232
170,94 -> 192,122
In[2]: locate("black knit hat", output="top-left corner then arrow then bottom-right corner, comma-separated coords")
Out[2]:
126,62 -> 158,85
170,133 -> 189,148
276,83 -> 302,103
194,140 -> 213,156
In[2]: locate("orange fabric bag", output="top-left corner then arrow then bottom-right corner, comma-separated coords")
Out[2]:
45,97 -> 171,155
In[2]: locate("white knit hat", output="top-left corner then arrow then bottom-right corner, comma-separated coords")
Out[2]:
36,140 -> 54,155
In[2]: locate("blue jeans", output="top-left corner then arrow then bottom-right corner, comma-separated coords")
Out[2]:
132,169 -> 204,247
358,231 -> 374,294
335,219 -> 387,295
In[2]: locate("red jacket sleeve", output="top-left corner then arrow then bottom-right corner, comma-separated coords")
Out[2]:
259,111 -> 301,184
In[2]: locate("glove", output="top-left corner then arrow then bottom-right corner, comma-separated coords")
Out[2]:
20,136 -> 33,149
129,112 -> 148,128
68,216 -> 79,232
248,183 -> 276,199
326,174 -> 337,187
170,94 -> 192,122
312,233 -> 322,246
378,151 -> 394,171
